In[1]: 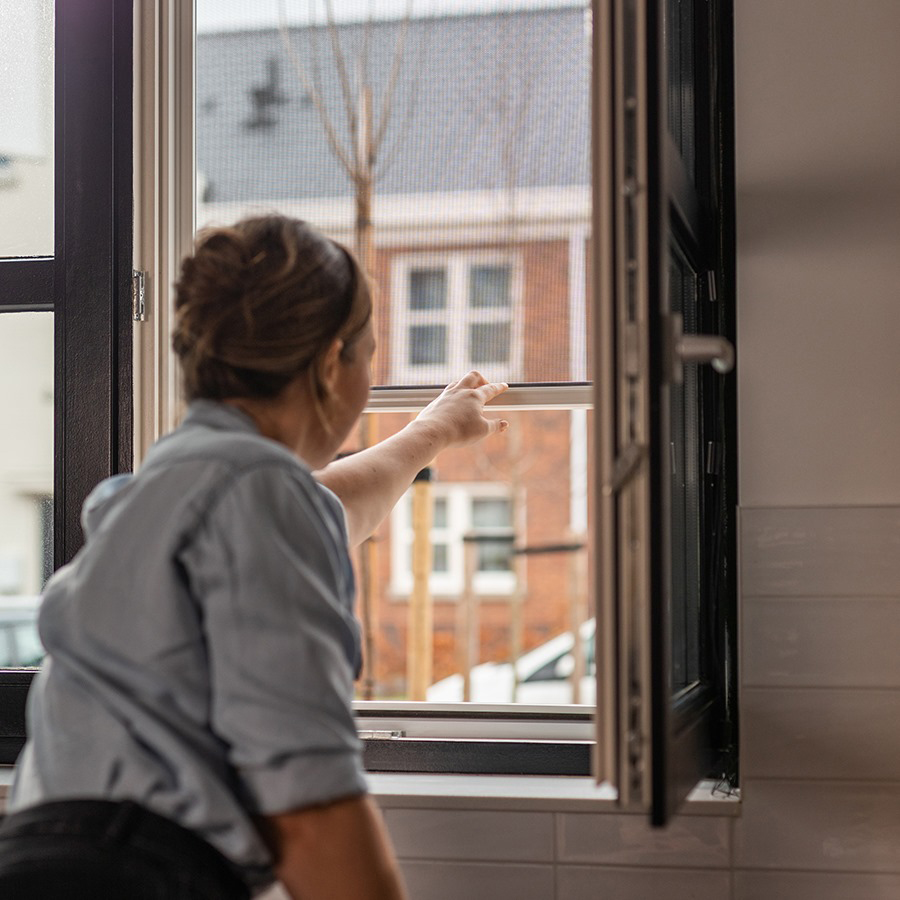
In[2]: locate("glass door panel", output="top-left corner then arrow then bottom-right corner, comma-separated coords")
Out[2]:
0,311 -> 53,667
0,1 -> 54,258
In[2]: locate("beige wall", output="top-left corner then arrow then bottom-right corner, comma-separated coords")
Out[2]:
736,0 -> 900,507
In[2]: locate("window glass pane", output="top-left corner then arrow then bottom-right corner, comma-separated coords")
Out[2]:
666,0 -> 696,177
409,324 -> 447,365
409,268 -> 447,310
351,408 -> 592,706
0,312 -> 53,667
432,496 -> 448,528
432,543 -> 448,573
0,1 -> 54,258
469,265 -> 510,309
668,248 -> 701,691
195,3 -> 590,387
471,497 -> 510,528
469,321 -> 510,364
476,539 -> 513,573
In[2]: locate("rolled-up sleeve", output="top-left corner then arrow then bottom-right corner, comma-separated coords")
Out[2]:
179,462 -> 367,816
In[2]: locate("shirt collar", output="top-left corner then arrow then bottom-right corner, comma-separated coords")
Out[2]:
182,399 -> 261,435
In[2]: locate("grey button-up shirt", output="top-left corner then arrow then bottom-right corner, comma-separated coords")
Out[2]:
9,401 -> 368,889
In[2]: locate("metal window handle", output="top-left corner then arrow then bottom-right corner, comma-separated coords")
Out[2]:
667,313 -> 735,382
676,334 -> 735,374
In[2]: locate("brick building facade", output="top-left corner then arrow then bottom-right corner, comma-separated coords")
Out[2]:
196,6 -> 592,700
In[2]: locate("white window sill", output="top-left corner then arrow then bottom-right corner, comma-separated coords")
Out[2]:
369,773 -> 740,816
1,767 -> 740,817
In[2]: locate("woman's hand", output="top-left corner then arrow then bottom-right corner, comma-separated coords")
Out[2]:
316,371 -> 510,547
413,371 -> 510,449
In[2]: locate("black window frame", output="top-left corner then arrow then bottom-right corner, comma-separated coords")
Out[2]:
650,0 -> 738,820
0,0 -> 133,764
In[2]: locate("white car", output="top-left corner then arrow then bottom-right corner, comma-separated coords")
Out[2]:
426,619 -> 596,705
0,596 -> 43,668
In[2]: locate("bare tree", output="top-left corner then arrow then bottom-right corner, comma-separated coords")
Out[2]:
277,0 -> 414,275
277,0 -> 418,700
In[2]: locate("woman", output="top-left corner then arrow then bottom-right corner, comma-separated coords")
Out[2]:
0,216 -> 509,898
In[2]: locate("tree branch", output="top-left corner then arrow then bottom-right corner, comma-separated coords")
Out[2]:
373,0 -> 414,157
277,0 -> 355,175
323,0 -> 360,169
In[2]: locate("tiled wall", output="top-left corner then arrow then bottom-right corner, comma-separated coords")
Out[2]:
384,807 -> 733,900
734,506 -> 900,899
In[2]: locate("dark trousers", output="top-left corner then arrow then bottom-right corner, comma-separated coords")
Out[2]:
0,799 -> 252,899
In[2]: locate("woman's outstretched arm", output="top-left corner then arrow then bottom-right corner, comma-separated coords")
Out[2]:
315,371 -> 509,547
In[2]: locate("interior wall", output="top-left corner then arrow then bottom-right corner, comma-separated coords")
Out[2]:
735,0 -> 900,507
732,1 -> 900,897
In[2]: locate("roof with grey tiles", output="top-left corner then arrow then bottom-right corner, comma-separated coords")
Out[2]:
196,6 -> 590,203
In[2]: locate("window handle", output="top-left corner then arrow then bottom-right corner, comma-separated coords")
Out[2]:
667,313 -> 735,382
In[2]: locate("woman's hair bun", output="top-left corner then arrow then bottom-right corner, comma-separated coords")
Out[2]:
172,216 -> 371,401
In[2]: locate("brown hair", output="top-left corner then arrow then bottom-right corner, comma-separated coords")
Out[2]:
172,216 -> 371,403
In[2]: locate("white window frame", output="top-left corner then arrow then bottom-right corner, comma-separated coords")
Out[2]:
390,482 -> 517,598
390,252 -> 524,385
145,0 -> 609,769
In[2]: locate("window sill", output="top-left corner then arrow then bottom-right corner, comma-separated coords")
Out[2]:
0,767 -> 739,817
368,773 -> 740,816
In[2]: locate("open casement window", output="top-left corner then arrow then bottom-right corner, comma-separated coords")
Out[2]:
594,0 -> 737,824
0,0 -> 133,762
190,0 -> 735,794
193,1 -> 598,773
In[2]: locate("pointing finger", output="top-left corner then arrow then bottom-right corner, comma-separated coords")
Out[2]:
475,381 -> 509,404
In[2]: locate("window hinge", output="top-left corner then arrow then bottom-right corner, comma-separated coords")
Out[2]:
358,730 -> 406,740
132,269 -> 147,322
706,270 -> 718,303
706,441 -> 723,476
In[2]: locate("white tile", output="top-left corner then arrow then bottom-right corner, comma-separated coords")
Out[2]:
383,807 -> 554,862
735,870 -> 900,900
742,688 -> 900,780
741,507 -> 900,597
735,780 -> 900,871
558,865 -> 730,900
742,597 -> 900,687
399,861 -> 554,900
557,811 -> 730,868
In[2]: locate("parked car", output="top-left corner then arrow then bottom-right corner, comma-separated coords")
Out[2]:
427,619 -> 596,704
0,596 -> 43,668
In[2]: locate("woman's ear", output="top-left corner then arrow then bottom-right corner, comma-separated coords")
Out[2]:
318,337 -> 345,395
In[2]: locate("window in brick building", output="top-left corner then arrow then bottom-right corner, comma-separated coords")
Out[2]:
390,483 -> 515,597
390,255 -> 521,385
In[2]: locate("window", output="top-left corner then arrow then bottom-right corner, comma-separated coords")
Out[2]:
0,0 -> 737,825
390,483 -> 515,597
189,0 -> 736,815
391,254 -> 522,385
0,0 -> 134,762
593,0 -> 737,821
